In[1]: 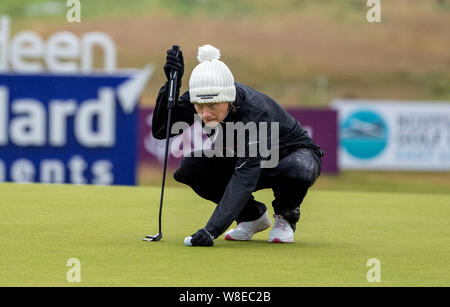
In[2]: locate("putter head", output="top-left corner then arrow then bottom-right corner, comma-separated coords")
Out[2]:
143,233 -> 162,242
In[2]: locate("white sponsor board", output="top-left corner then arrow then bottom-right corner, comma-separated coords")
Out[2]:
332,99 -> 450,171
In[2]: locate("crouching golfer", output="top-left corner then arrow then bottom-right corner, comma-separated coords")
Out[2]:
152,44 -> 323,246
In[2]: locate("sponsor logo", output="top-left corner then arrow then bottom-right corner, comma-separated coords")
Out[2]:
0,16 -> 153,185
340,110 -> 388,159
197,94 -> 219,100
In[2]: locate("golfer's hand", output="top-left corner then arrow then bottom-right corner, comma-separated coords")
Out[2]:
190,228 -> 214,247
164,47 -> 184,84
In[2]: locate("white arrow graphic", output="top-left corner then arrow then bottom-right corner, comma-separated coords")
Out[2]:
117,64 -> 154,114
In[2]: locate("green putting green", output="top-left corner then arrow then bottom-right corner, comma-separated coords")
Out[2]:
0,183 -> 448,286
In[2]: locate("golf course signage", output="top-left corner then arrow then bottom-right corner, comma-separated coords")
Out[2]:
0,16 -> 153,185
333,99 -> 450,171
138,107 -> 338,174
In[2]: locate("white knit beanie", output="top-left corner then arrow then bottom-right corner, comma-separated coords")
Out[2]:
189,44 -> 236,104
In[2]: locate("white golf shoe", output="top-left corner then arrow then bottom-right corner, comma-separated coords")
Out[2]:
268,214 -> 294,243
224,211 -> 271,241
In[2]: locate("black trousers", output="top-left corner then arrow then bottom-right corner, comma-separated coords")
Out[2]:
173,147 -> 322,230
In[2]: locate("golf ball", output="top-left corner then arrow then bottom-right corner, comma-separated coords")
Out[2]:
184,236 -> 192,246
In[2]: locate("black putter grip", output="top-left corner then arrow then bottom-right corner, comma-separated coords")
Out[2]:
167,45 -> 181,109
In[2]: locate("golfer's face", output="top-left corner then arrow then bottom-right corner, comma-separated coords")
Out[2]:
194,102 -> 229,127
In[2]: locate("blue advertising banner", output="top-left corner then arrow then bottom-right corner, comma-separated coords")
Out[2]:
0,71 -> 150,185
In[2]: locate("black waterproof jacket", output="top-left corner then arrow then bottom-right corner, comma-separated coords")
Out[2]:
152,81 -> 323,238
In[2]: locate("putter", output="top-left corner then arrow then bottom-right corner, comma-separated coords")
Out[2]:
143,45 -> 180,242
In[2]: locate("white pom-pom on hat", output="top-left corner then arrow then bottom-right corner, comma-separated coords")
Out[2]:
189,44 -> 236,104
197,44 -> 221,63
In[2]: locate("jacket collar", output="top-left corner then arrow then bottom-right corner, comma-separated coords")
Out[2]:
221,82 -> 243,123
